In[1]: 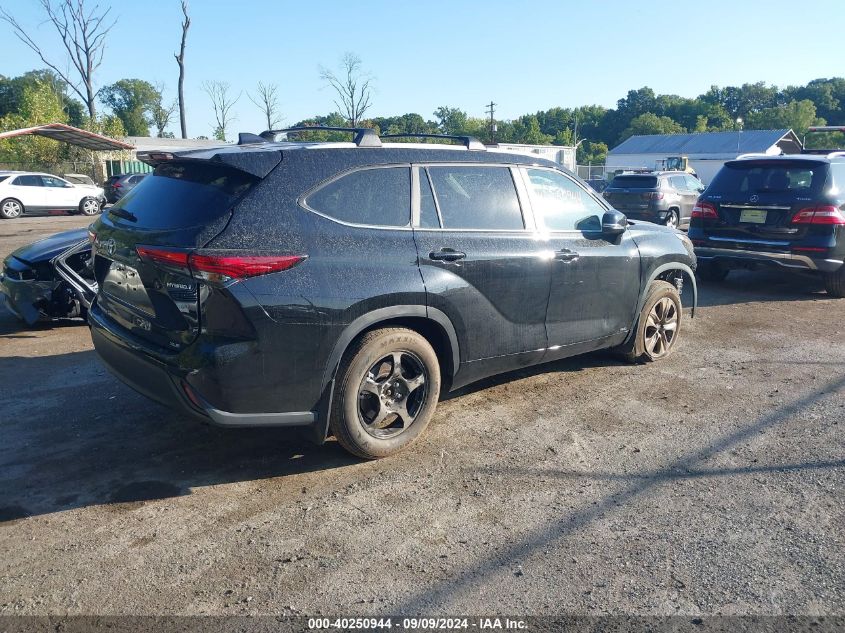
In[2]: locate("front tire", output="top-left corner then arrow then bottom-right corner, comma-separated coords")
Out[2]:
330,327 -> 441,459
824,267 -> 845,298
0,198 -> 23,219
79,197 -> 101,216
617,280 -> 682,363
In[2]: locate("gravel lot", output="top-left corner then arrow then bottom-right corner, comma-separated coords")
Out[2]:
0,215 -> 843,617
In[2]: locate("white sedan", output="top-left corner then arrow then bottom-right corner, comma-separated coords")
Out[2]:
0,171 -> 105,219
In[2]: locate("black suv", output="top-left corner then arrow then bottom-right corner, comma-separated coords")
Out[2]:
87,128 -> 697,459
689,154 -> 845,296
602,171 -> 705,229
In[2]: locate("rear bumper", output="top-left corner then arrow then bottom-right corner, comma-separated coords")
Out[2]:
0,275 -> 49,324
695,246 -> 844,273
88,304 -> 316,428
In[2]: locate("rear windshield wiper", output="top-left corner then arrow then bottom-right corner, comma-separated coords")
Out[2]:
109,207 -> 137,222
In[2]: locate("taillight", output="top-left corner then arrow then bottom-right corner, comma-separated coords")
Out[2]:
189,252 -> 306,283
641,191 -> 664,201
113,182 -> 122,189
691,201 -> 718,219
136,246 -> 306,284
791,205 -> 845,225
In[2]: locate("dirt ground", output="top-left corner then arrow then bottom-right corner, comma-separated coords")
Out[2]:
0,215 -> 843,617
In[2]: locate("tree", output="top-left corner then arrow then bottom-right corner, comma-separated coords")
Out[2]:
433,106 -> 468,135
620,113 -> 686,141
0,80 -> 68,163
576,141 -> 608,165
202,80 -> 240,141
0,0 -> 117,119
99,79 -> 160,136
150,83 -> 177,138
745,99 -> 825,134
508,115 -> 553,145
248,81 -> 282,131
174,0 -> 190,138
320,52 -> 373,126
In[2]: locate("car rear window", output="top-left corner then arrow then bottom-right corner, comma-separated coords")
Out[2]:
610,175 -> 658,188
109,161 -> 258,229
708,161 -> 826,196
0,175 -> 10,184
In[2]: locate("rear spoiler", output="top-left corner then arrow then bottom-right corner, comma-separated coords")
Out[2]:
137,147 -> 282,179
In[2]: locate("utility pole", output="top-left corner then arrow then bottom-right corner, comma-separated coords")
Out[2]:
485,100 -> 497,144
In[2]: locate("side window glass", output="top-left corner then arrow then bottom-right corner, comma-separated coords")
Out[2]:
669,175 -> 687,191
427,166 -> 523,230
305,167 -> 410,227
41,176 -> 65,188
525,168 -> 604,231
684,175 -> 702,191
419,169 -> 440,228
14,175 -> 42,187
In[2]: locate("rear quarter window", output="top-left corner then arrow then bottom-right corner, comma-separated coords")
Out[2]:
304,167 -> 411,227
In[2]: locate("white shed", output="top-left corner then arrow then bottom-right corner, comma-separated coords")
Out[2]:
606,129 -> 802,184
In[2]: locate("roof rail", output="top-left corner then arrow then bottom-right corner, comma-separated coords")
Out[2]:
380,133 -> 486,151
259,126 -> 381,147
807,126 -> 845,133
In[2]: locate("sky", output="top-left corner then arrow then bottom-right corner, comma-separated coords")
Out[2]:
3,0 -> 845,139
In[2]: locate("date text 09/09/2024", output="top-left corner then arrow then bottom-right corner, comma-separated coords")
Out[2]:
307,617 -> 528,630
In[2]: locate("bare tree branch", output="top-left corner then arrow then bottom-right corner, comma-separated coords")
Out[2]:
319,52 -> 374,126
202,80 -> 240,142
0,0 -> 117,120
151,82 -> 178,137
248,81 -> 282,131
174,0 -> 190,138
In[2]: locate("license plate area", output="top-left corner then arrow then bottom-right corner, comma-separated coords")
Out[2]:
739,209 -> 767,224
102,259 -> 155,316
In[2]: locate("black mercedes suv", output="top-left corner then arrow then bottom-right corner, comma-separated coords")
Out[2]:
87,128 -> 697,459
689,153 -> 845,296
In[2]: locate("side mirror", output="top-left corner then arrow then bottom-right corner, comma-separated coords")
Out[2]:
697,186 -> 706,193
602,210 -> 628,237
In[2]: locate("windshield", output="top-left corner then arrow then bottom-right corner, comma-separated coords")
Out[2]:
708,161 -> 826,196
109,161 -> 258,229
610,175 -> 658,188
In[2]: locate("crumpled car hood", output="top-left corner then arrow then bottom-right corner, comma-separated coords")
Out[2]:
10,228 -> 89,264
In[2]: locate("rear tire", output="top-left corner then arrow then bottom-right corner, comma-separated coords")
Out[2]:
664,209 -> 679,229
824,267 -> 845,298
0,198 -> 23,219
616,280 -> 682,363
697,261 -> 729,282
79,197 -> 101,216
330,327 -> 441,459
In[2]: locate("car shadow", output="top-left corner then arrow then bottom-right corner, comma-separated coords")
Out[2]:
0,350 -> 359,523
0,311 -> 88,336
695,268 -> 830,307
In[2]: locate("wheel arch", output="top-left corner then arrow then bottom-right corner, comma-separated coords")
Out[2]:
311,305 -> 460,446
320,305 -> 460,394
623,262 -> 697,346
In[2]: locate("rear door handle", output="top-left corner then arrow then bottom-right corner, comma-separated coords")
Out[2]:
429,248 -> 466,262
554,249 -> 579,263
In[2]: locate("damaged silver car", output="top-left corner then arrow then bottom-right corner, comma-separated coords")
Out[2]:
0,228 -> 96,324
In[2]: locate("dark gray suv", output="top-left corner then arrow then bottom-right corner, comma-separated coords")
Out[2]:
603,171 -> 706,229
87,128 -> 698,459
